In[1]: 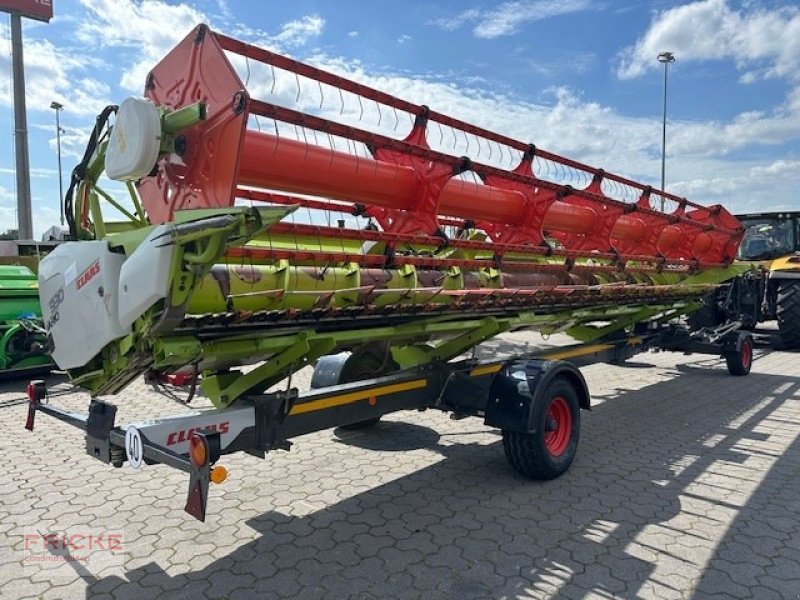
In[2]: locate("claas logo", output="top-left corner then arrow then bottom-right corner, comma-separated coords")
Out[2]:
76,260 -> 101,290
167,422 -> 230,446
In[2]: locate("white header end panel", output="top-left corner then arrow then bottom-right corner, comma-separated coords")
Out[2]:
38,242 -> 128,370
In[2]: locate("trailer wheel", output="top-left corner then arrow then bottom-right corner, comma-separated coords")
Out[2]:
725,334 -> 753,376
777,281 -> 800,350
502,377 -> 581,480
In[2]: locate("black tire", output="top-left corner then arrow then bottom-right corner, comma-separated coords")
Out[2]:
502,377 -> 581,480
725,334 -> 753,376
776,281 -> 800,350
337,345 -> 397,430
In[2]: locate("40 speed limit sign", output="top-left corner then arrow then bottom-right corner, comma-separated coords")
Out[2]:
125,426 -> 144,469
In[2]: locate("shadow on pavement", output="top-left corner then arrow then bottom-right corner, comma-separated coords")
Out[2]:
66,354 -> 800,600
332,421 -> 442,453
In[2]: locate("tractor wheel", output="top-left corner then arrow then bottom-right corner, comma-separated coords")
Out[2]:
337,345 -> 397,430
776,281 -> 800,350
502,377 -> 581,480
725,334 -> 753,376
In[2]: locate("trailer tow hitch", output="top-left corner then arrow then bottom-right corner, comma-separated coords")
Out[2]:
24,380 -> 228,522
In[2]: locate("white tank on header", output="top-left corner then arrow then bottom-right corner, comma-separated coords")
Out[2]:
105,97 -> 161,181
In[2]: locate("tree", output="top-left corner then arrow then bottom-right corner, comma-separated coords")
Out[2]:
0,229 -> 18,241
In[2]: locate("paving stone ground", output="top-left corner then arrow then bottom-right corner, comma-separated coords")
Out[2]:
0,326 -> 798,599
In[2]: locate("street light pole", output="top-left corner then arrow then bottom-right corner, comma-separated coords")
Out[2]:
50,101 -> 65,226
657,51 -> 675,212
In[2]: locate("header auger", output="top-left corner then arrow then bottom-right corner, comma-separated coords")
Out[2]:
27,24 -> 760,522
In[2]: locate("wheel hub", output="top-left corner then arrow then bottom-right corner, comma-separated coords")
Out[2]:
544,396 -> 572,457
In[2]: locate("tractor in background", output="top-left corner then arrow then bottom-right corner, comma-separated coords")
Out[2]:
691,211 -> 800,348
737,211 -> 800,348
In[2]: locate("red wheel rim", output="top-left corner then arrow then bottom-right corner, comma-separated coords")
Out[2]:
740,341 -> 752,370
544,396 -> 572,457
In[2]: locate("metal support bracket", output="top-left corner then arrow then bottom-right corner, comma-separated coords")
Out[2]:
202,335 -> 336,408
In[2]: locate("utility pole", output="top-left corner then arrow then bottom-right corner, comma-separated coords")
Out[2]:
1,1 -> 55,239
10,13 -> 33,239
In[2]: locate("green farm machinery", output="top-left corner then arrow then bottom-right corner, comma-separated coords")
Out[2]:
0,265 -> 49,375
26,25 -> 756,521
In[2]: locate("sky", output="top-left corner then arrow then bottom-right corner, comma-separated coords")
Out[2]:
0,0 -> 799,238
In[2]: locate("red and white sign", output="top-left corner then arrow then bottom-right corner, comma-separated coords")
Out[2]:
76,259 -> 100,290
0,0 -> 53,23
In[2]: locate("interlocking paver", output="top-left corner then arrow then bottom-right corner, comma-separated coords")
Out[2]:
1,327 -> 799,598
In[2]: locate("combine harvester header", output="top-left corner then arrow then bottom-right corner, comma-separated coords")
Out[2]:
27,25 -> 754,520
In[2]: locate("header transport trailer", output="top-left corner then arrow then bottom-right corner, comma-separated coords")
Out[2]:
26,25 -> 754,521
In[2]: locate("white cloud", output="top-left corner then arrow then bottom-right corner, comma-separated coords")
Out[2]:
679,160 -> 800,194
0,25 -> 110,115
226,18 -> 326,60
76,0 -> 206,92
526,52 -> 597,77
787,86 -> 800,112
667,111 -> 800,156
616,0 -> 800,82
0,188 -> 59,239
612,0 -> 800,161
0,167 -> 56,179
750,159 -> 800,178
50,126 -> 95,161
0,206 -> 18,235
271,15 -> 324,48
216,0 -> 233,20
432,8 -> 481,31
74,2 -> 323,92
668,158 -> 800,213
430,1 -> 593,38
398,34 -> 412,44
348,31 -> 359,38
0,185 -> 14,202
